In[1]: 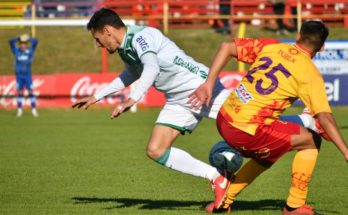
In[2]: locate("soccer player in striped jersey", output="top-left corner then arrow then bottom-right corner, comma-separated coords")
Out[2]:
189,21 -> 348,214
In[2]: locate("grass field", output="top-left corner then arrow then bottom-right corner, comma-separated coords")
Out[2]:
1,106 -> 348,215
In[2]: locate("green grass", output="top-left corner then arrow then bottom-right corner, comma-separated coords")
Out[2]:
1,26 -> 348,75
0,106 -> 348,215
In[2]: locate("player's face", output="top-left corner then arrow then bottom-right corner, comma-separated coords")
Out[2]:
19,42 -> 28,51
91,27 -> 120,54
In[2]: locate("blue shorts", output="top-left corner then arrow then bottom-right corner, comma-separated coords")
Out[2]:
16,74 -> 33,91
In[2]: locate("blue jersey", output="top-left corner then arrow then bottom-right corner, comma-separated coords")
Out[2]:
9,37 -> 38,75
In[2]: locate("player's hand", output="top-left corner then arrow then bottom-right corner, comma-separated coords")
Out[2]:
111,98 -> 136,119
188,82 -> 213,110
72,96 -> 97,110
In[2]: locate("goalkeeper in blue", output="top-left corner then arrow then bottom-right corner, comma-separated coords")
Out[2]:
9,34 -> 39,117
72,8 -> 326,207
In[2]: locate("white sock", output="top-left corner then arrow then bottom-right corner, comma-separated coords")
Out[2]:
164,147 -> 220,181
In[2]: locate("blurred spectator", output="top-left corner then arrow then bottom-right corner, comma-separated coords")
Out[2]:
9,34 -> 39,117
212,0 -> 231,34
288,0 -> 298,32
269,0 -> 289,35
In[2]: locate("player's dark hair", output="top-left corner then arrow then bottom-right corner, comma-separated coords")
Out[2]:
298,21 -> 329,53
87,8 -> 125,31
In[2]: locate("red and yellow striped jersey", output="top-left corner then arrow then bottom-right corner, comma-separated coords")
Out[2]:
221,38 -> 331,135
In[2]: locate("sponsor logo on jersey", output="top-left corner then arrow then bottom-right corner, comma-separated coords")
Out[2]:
289,48 -> 299,55
135,36 -> 149,51
235,83 -> 253,104
173,56 -> 207,79
17,55 -> 29,61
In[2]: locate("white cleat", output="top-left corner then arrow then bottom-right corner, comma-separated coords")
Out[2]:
32,109 -> 39,117
16,109 -> 23,117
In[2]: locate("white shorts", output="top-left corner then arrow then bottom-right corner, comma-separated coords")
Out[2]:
155,88 -> 230,134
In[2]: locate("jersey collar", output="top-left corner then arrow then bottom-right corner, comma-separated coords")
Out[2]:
294,43 -> 313,58
119,26 -> 127,49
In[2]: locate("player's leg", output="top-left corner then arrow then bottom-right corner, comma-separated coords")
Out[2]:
150,104 -> 230,207
283,127 -> 321,214
25,76 -> 38,117
280,113 -> 330,141
147,125 -> 220,180
149,104 -> 220,180
212,112 -> 276,210
16,76 -> 24,117
213,114 -> 318,212
28,89 -> 38,117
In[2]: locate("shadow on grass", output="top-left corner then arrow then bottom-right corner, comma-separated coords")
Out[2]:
72,197 -> 284,212
72,197 -> 339,214
339,125 -> 348,130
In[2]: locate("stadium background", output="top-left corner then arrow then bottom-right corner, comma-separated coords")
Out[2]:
1,1 -> 348,215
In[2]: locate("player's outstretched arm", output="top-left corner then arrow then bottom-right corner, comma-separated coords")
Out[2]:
189,41 -> 237,109
72,96 -> 97,110
316,112 -> 348,162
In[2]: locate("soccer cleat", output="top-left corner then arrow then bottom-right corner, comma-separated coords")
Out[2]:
282,205 -> 315,215
16,109 -> 23,117
32,109 -> 39,117
211,170 -> 232,209
205,202 -> 232,214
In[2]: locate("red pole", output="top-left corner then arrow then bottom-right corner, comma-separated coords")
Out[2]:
101,48 -> 108,73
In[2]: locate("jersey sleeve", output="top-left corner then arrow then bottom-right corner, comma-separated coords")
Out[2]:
234,38 -> 280,64
132,31 -> 158,58
298,67 -> 332,115
29,38 -> 38,53
129,52 -> 160,102
93,67 -> 137,101
9,37 -> 19,55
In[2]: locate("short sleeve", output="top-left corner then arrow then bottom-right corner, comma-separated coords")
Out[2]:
234,38 -> 280,64
298,67 -> 332,115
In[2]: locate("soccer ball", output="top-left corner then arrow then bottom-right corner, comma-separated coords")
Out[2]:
209,141 -> 243,173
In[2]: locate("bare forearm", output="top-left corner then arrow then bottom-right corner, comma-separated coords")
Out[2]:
317,112 -> 348,158
207,42 -> 236,87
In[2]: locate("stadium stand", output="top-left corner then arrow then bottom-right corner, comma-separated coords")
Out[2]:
96,0 -> 348,28
1,0 -> 348,28
97,0 -> 162,26
97,0 -> 220,28
34,0 -> 95,17
230,0 -> 348,27
0,0 -> 31,19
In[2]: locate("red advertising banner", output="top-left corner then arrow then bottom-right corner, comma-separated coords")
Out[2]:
0,72 -> 243,109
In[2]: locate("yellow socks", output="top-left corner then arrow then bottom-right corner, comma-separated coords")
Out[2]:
223,159 -> 268,207
223,149 -> 318,209
287,149 -> 319,208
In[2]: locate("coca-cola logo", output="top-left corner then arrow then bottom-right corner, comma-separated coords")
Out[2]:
70,76 -> 130,105
0,78 -> 44,108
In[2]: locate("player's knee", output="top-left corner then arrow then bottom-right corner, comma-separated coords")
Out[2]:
307,128 -> 322,149
146,143 -> 165,160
